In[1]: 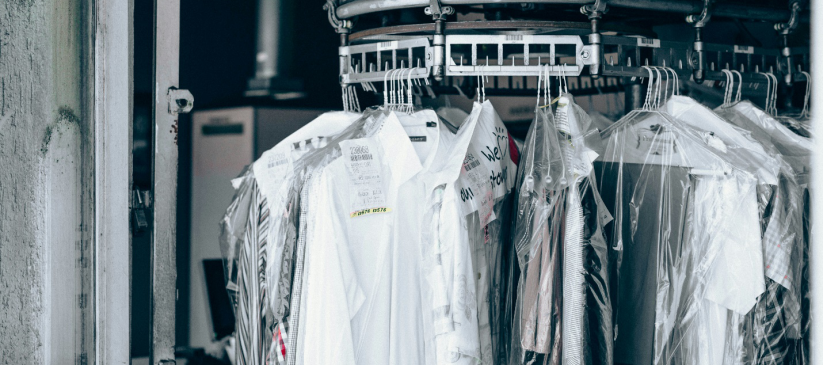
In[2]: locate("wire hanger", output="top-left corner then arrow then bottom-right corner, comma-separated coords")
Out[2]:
800,71 -> 811,119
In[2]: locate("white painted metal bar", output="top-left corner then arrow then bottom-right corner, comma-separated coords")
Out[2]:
151,0 -> 181,363
93,0 -> 133,364
340,34 -> 808,85
340,38 -> 433,84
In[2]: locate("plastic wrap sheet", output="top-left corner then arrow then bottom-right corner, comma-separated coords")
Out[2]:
714,103 -> 811,365
509,94 -> 613,365
595,108 -> 768,365
510,106 -> 564,365
716,101 -> 813,174
218,109 -> 389,365
219,166 -> 255,309
459,100 -> 519,365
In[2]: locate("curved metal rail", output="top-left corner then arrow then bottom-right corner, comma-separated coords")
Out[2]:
349,20 -> 653,42
336,0 -> 795,22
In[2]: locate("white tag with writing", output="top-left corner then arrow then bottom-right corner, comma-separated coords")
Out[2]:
457,153 -> 497,225
456,103 -> 516,220
340,138 -> 391,218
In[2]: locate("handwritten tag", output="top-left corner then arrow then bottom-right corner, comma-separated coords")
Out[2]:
457,152 -> 496,224
340,138 -> 389,218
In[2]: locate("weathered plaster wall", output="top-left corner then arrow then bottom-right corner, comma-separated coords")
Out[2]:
0,0 -> 86,363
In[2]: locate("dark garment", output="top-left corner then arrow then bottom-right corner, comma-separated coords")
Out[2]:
595,162 -> 691,365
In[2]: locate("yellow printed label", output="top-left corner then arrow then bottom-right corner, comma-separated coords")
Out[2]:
349,207 -> 392,218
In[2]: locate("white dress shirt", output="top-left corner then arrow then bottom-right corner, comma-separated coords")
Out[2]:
299,107 -> 483,365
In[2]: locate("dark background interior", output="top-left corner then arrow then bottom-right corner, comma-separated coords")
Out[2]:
132,0 -> 341,357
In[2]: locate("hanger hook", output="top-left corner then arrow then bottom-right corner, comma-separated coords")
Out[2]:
758,71 -> 772,114
641,66 -> 654,110
730,70 -> 742,103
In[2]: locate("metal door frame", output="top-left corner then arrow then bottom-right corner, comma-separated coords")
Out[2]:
82,0 -> 134,363
150,0 -> 194,363
149,0 -> 180,361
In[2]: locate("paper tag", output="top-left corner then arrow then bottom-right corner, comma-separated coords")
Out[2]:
253,145 -> 294,202
340,139 -> 389,217
457,153 -> 496,225
636,37 -> 660,48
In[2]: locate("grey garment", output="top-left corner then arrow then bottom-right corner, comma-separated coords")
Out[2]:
596,162 -> 692,365
466,196 -> 517,365
519,190 -> 564,360
270,185 -> 299,323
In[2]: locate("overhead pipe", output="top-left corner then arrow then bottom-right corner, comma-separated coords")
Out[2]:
246,0 -> 306,99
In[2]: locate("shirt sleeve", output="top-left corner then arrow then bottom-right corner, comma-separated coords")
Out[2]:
301,169 -> 364,365
703,176 -> 766,314
440,187 -> 482,363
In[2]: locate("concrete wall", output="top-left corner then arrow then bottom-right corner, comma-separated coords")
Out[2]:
0,0 -> 89,363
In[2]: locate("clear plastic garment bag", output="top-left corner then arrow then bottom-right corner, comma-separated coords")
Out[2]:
712,70 -> 812,364
595,67 -> 766,365
510,66 -> 614,365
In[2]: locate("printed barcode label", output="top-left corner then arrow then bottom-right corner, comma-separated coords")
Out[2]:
463,155 -> 481,172
267,152 -> 289,168
636,38 -> 660,48
377,41 -> 399,51
350,153 -> 373,161
734,45 -> 754,54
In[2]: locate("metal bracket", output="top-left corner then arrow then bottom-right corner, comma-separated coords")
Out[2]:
324,0 -> 353,34
687,0 -> 714,83
775,0 -> 802,85
580,0 -> 608,79
424,0 -> 454,20
130,188 -> 151,236
167,87 -> 194,115
686,0 -> 714,28
339,38 -> 433,84
445,34 -> 585,77
580,0 -> 609,19
775,0 -> 802,35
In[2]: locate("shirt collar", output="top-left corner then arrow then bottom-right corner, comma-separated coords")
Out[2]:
374,104 -> 483,190
425,102 -> 483,190
375,112 -> 424,186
